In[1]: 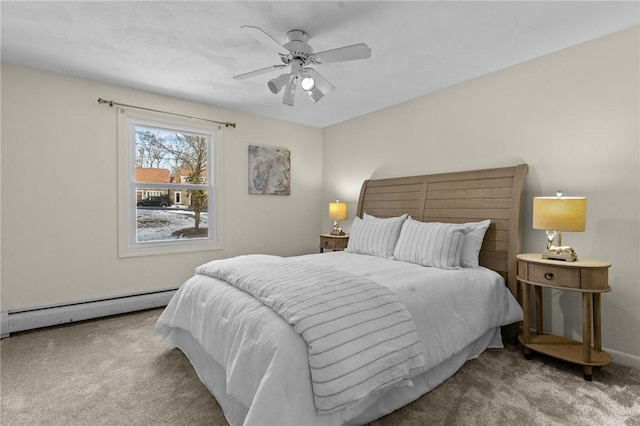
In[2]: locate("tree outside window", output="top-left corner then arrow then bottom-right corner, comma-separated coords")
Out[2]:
134,126 -> 210,242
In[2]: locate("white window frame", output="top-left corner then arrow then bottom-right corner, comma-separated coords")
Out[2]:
117,107 -> 224,258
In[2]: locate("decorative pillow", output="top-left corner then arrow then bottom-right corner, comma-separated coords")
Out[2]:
363,212 -> 387,220
392,218 -> 472,269
460,220 -> 491,268
346,213 -> 408,258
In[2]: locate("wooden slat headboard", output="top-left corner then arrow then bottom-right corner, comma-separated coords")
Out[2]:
356,164 -> 529,298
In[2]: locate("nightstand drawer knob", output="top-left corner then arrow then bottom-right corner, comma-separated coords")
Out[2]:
544,272 -> 554,280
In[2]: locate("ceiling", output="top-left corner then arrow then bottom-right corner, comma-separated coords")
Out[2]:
2,1 -> 638,128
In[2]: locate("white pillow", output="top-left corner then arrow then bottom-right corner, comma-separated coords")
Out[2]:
347,214 -> 408,258
392,218 -> 472,269
460,220 -> 491,268
363,212 -> 387,220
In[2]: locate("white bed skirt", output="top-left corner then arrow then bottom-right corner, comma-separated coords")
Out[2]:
163,325 -> 503,426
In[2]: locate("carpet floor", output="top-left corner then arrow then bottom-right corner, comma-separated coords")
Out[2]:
1,308 -> 639,426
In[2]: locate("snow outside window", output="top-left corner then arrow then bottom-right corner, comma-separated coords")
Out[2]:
118,108 -> 224,257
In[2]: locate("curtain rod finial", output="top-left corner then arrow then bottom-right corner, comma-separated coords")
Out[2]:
97,98 -> 114,107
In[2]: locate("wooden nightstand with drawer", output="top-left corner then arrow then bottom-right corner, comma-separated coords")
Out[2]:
516,253 -> 612,381
319,234 -> 349,253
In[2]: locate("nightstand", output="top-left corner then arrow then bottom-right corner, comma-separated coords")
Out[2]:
319,233 -> 349,253
516,253 -> 612,381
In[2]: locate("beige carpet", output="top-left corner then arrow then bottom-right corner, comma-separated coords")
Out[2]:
1,308 -> 639,426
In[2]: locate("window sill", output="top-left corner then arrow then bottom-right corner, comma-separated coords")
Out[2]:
118,240 -> 224,258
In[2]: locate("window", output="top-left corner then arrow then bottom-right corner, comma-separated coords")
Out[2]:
118,108 -> 223,257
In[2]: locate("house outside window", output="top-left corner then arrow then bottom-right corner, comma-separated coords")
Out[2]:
118,108 -> 224,257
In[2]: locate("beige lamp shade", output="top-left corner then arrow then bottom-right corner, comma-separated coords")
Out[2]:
533,196 -> 586,232
328,201 -> 347,221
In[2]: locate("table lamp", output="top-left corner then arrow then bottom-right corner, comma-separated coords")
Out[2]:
328,200 -> 347,236
532,192 -> 586,262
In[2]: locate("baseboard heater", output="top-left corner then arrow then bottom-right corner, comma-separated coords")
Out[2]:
1,288 -> 178,338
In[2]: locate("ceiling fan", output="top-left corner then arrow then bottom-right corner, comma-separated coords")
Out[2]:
233,26 -> 372,106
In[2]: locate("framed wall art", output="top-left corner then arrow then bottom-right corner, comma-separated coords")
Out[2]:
248,145 -> 291,195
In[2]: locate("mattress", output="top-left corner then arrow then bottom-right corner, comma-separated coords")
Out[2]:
156,251 -> 523,425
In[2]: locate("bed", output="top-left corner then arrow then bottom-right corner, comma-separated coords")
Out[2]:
156,163 -> 529,425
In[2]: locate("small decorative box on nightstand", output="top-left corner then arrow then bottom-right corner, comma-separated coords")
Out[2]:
516,253 -> 612,381
319,234 -> 349,253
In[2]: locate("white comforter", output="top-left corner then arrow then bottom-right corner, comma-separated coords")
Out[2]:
195,255 -> 426,414
156,252 -> 522,425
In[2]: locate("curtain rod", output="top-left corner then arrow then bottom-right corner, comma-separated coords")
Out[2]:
97,98 -> 236,128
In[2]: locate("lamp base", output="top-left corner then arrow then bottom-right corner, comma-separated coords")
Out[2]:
330,220 -> 345,236
542,246 -> 577,262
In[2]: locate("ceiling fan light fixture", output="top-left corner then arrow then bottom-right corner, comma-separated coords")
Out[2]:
282,76 -> 297,106
267,73 -> 291,94
306,86 -> 324,103
300,75 -> 315,91
305,68 -> 335,95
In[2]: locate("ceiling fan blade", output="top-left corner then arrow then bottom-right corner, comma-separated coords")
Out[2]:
233,64 -> 287,80
241,25 -> 287,53
305,68 -> 335,94
312,43 -> 371,64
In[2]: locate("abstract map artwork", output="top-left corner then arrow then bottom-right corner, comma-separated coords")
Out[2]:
248,145 -> 291,195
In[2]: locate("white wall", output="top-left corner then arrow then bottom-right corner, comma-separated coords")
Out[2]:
322,27 -> 640,366
1,63 -> 323,311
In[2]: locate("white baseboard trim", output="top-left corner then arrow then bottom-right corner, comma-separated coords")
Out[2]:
1,289 -> 177,338
608,348 -> 640,370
